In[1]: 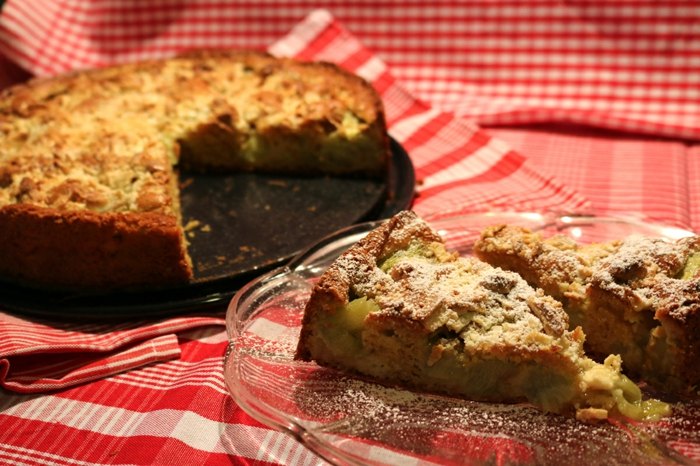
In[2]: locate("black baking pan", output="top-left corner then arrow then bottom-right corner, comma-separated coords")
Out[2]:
0,138 -> 415,320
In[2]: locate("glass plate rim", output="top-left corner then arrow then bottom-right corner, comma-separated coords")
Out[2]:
223,211 -> 698,466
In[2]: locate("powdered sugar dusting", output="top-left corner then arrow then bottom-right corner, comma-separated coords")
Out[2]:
231,303 -> 700,465
592,235 -> 688,306
650,277 -> 700,323
333,212 -> 570,352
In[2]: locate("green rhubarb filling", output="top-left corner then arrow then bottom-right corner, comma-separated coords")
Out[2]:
681,252 -> 700,280
379,241 -> 434,272
319,297 -> 378,357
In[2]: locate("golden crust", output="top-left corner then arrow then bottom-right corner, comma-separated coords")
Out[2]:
475,224 -> 700,395
0,204 -> 191,290
0,50 -> 389,290
296,211 -> 440,360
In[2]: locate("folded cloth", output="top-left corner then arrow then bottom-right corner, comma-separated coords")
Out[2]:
0,312 -> 224,393
271,10 -> 591,219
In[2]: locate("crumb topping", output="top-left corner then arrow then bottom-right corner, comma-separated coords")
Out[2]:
651,277 -> 700,323
0,52 -> 381,214
478,225 -> 700,324
591,235 -> 693,315
474,223 -> 700,393
331,212 -> 570,354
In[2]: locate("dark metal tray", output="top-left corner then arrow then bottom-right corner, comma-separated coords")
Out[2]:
0,139 -> 414,320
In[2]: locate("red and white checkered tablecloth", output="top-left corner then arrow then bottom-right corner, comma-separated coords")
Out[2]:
0,1 -> 699,465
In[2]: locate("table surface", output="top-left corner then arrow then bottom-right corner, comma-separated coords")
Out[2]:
1,2 -> 699,465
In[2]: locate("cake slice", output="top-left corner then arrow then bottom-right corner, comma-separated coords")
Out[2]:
474,225 -> 700,395
296,211 -> 670,421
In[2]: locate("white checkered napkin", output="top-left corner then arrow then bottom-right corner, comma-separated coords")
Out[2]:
270,10 -> 591,217
383,3 -> 700,140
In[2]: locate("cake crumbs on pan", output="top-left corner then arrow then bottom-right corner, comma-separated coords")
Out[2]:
184,219 -> 201,232
184,219 -> 211,238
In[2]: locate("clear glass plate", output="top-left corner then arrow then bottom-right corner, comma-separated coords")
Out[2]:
223,212 -> 700,466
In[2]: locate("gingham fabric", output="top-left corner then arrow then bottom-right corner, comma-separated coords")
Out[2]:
1,1 -> 699,140
0,314 -> 225,393
0,2 -> 699,465
489,125 -> 700,230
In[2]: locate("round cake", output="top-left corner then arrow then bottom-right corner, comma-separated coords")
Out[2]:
0,50 -> 390,290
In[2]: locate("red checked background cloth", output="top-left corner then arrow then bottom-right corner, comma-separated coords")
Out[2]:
0,1 -> 699,465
